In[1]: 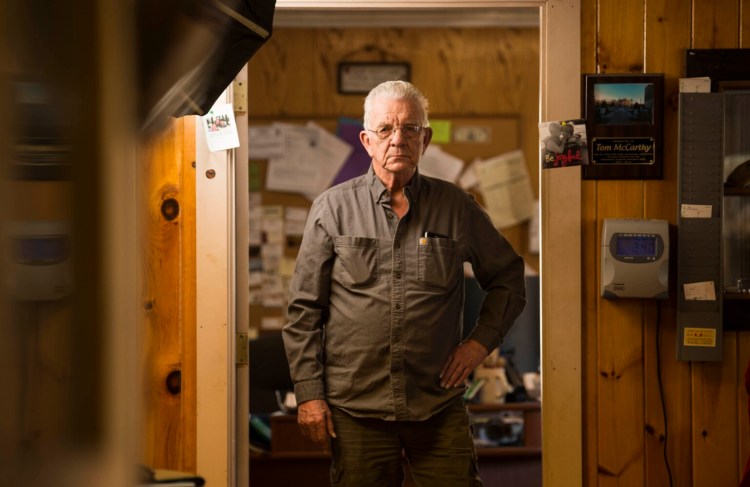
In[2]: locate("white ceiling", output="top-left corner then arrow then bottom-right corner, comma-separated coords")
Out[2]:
273,8 -> 540,28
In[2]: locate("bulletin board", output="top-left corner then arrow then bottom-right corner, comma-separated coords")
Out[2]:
247,115 -> 523,332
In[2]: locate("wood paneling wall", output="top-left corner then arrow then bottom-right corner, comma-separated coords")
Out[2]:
140,116 -> 197,472
581,0 -> 750,485
247,26 -> 540,270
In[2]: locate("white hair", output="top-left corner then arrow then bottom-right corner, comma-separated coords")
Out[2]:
363,80 -> 429,129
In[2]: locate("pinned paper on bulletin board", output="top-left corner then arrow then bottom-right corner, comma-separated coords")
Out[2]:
429,120 -> 452,144
333,117 -> 371,186
475,149 -> 535,229
202,103 -> 240,152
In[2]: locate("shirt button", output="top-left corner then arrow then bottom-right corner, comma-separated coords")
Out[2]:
395,303 -> 401,309
394,272 -> 401,279
387,213 -> 394,220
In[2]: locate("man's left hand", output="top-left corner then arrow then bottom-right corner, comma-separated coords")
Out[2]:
439,339 -> 489,389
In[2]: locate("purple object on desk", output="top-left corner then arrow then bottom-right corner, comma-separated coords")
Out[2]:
332,117 -> 370,186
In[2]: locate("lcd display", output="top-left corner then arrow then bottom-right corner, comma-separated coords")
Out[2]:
12,236 -> 68,264
616,235 -> 657,257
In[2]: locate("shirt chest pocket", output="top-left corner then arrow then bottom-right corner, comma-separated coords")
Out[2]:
417,238 -> 460,288
332,236 -> 379,287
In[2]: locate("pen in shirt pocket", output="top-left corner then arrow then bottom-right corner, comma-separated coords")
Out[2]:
420,231 -> 449,245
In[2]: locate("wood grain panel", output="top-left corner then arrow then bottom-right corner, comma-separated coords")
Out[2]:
643,1 -> 693,486
247,29 -> 317,117
597,0 -> 645,73
596,179 -> 646,486
180,116 -> 197,472
140,117 -> 196,471
692,332 -> 740,487
596,299 -> 645,486
581,1 -> 599,484
582,175 -> 599,487
692,0 -> 740,48
743,0 -> 750,48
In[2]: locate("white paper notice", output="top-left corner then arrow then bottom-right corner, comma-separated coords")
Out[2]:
683,281 -> 716,301
681,204 -> 712,218
285,206 -> 309,236
529,199 -> 540,254
458,160 -> 480,190
261,316 -> 284,330
304,121 -> 353,197
475,150 -> 535,229
418,145 -> 465,182
266,123 -> 352,200
201,103 -> 240,152
248,124 -> 285,158
679,77 -> 711,93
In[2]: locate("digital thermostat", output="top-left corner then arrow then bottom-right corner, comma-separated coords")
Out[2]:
601,218 -> 669,299
2,220 -> 72,301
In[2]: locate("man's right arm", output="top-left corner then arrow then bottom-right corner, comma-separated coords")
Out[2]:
282,201 -> 334,405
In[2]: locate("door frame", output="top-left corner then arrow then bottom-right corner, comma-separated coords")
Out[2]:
201,1 -> 583,486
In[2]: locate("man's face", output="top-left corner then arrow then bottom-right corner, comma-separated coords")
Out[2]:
360,97 -> 432,181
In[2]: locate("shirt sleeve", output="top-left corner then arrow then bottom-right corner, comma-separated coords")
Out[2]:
463,197 -> 527,352
282,199 -> 334,404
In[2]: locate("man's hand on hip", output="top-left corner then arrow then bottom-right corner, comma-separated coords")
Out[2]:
297,399 -> 336,453
439,339 -> 489,389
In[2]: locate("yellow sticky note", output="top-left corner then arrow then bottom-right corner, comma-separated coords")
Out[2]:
429,120 -> 452,144
683,328 -> 716,347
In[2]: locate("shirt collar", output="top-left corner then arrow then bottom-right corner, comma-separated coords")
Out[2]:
367,165 -> 422,204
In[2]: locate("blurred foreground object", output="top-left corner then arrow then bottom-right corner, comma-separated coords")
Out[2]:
137,0 -> 276,133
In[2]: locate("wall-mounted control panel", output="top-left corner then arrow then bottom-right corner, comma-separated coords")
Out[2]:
601,218 -> 669,299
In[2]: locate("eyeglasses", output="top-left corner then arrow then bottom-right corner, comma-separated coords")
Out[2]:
367,124 -> 424,140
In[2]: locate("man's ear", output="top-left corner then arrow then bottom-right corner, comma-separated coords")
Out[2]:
360,130 -> 375,156
421,127 -> 433,155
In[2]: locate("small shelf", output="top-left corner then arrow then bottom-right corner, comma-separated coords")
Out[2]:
476,446 -> 542,458
468,401 -> 540,413
724,291 -> 750,301
723,186 -> 750,196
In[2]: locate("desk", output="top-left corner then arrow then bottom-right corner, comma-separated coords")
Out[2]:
249,402 -> 541,487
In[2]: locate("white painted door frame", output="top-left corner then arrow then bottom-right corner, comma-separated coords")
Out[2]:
196,86 -> 237,487
196,1 -> 582,485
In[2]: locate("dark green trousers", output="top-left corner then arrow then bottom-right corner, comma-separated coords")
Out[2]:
329,398 -> 483,487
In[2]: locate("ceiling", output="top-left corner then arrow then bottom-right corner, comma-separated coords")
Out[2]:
273,8 -> 539,28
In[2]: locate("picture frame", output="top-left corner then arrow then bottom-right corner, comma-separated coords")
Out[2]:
582,73 -> 664,179
337,62 -> 411,95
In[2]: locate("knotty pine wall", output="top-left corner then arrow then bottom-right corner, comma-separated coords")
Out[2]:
581,1 -> 750,486
246,26 -> 541,271
139,116 -> 197,473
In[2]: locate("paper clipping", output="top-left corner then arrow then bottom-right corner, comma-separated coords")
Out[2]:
539,119 -> 589,169
201,103 -> 240,152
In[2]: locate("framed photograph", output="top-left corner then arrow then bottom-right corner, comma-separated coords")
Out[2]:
582,74 -> 664,179
337,62 -> 411,95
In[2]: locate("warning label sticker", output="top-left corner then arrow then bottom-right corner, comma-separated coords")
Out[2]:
683,328 -> 716,347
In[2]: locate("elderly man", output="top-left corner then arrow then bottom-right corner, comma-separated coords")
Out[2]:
283,80 -> 526,486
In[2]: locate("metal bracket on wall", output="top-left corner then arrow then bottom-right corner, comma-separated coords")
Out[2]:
236,332 -> 249,366
232,79 -> 247,112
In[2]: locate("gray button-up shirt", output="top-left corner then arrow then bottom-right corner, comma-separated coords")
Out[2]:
283,167 -> 526,421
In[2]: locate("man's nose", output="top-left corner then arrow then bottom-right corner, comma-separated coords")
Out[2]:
390,127 -> 407,144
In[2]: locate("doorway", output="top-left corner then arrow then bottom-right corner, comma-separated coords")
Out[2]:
226,2 -> 583,487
